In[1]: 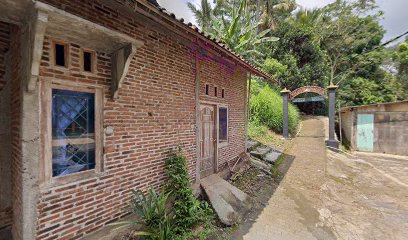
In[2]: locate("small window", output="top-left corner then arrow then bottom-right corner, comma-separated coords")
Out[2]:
214,86 -> 218,97
219,107 -> 228,143
205,84 -> 209,95
83,51 -> 93,72
222,89 -> 225,98
54,43 -> 68,67
52,89 -> 96,176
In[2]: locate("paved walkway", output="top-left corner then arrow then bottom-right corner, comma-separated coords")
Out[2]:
242,116 -> 408,240
243,117 -> 335,240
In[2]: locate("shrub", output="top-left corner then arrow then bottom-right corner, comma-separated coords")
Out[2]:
110,187 -> 173,240
165,148 -> 213,237
112,149 -> 215,239
127,188 -> 170,228
250,85 -> 299,134
248,119 -> 268,139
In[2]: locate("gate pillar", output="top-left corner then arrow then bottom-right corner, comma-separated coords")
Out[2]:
281,88 -> 290,139
326,85 -> 339,148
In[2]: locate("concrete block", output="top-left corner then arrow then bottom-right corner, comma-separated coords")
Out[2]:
247,140 -> 261,152
250,145 -> 271,159
263,150 -> 282,164
201,174 -> 252,226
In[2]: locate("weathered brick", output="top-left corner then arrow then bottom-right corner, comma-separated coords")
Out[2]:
2,1 -> 250,239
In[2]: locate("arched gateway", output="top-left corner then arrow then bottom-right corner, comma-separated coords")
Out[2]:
289,86 -> 327,100
281,85 -> 339,148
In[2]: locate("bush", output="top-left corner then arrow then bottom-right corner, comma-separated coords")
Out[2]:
250,85 -> 299,134
110,188 -> 174,240
165,148 -> 213,237
248,119 -> 268,139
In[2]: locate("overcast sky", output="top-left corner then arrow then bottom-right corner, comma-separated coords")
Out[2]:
157,0 -> 408,43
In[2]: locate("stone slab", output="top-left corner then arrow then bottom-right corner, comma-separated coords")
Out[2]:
250,145 -> 272,159
247,140 -> 261,152
249,157 -> 272,171
201,174 -> 252,226
264,151 -> 282,164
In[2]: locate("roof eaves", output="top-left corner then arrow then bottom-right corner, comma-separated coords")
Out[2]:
144,1 -> 274,81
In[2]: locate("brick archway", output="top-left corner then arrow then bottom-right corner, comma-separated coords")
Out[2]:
289,86 -> 327,100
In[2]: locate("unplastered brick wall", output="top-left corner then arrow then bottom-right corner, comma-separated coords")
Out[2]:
9,25 -> 22,240
27,1 -> 250,239
0,21 -> 12,230
0,21 -> 10,91
198,55 -> 248,170
36,27 -> 196,240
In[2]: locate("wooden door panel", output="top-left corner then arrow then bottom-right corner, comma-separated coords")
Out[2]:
200,105 -> 215,178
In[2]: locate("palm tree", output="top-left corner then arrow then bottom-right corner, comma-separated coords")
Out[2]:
249,0 -> 297,31
187,0 -> 214,32
290,8 -> 322,27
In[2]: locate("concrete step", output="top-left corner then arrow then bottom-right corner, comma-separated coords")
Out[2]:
247,139 -> 262,152
249,157 -> 272,172
263,150 -> 282,164
201,174 -> 252,226
250,145 -> 282,165
250,145 -> 271,159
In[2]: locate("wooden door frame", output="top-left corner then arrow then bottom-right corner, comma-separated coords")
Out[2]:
198,102 -> 219,178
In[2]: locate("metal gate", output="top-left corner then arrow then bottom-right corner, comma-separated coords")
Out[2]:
356,114 -> 374,152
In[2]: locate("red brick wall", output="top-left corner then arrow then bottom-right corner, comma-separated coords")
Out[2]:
9,25 -> 22,240
0,21 -> 12,230
29,1 -> 249,239
36,34 -> 197,240
198,56 -> 247,170
0,21 -> 10,91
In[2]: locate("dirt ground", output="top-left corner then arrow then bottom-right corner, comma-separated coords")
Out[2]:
225,116 -> 408,240
323,151 -> 408,239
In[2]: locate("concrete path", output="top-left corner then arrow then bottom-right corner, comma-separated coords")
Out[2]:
241,116 -> 408,240
243,117 -> 335,240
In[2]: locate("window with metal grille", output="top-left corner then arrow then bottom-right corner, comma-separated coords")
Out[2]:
52,89 -> 96,176
219,107 -> 228,143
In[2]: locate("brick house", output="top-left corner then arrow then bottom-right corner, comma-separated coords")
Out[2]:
0,0 -> 270,239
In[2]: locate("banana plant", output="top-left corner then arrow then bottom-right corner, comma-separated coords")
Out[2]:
210,0 -> 279,62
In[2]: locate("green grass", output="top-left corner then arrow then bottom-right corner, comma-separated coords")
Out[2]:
250,85 -> 300,135
271,153 -> 286,178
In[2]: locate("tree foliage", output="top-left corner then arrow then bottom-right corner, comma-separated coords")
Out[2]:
187,0 -> 214,33
338,77 -> 396,106
391,41 -> 408,99
209,0 -> 279,61
265,21 -> 329,90
188,0 -> 406,109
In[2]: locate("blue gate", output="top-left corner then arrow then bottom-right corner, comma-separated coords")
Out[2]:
356,114 -> 374,152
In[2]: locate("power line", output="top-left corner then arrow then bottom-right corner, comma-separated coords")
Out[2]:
380,30 -> 408,48
335,30 -> 408,85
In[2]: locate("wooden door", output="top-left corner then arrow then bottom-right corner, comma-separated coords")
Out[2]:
200,105 -> 216,178
356,114 -> 374,152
